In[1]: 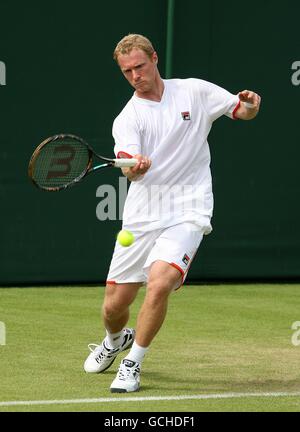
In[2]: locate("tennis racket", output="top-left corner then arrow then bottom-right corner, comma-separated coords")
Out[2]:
28,134 -> 137,192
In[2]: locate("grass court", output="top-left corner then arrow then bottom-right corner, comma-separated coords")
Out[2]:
0,284 -> 299,412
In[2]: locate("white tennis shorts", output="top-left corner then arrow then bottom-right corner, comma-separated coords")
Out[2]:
106,222 -> 205,287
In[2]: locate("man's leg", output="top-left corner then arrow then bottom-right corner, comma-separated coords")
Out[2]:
110,260 -> 181,392
135,260 -> 181,347
102,282 -> 142,334
83,282 -> 142,373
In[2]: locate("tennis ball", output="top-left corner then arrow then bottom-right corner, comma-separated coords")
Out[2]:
117,230 -> 135,247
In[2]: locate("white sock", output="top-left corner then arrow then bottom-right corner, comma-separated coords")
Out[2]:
125,341 -> 149,364
105,329 -> 124,349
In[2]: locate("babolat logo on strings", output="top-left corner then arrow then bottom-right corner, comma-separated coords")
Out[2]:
181,111 -> 191,121
182,254 -> 190,265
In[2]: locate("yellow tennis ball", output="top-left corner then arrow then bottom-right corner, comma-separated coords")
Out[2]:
117,230 -> 135,247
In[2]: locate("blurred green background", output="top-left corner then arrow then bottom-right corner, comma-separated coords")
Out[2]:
0,0 -> 299,284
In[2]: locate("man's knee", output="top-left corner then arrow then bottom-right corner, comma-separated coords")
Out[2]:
103,283 -> 141,319
145,279 -> 176,307
102,301 -> 124,320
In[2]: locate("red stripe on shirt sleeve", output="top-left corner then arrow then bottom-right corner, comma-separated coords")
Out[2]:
117,151 -> 133,159
232,101 -> 241,120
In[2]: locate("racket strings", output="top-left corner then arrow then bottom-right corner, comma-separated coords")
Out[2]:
31,138 -> 90,189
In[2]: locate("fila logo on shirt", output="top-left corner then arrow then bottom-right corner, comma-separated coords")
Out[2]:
182,254 -> 190,265
181,111 -> 191,121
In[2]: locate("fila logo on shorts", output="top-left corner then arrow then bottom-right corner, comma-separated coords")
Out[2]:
181,111 -> 191,121
182,254 -> 190,266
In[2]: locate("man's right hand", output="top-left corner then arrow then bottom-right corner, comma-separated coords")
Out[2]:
122,154 -> 152,181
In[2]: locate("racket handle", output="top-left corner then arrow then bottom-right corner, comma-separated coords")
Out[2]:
114,158 -> 138,168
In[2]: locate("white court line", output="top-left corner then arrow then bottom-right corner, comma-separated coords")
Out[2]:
0,391 -> 300,407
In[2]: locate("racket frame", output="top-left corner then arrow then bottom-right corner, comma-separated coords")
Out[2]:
28,133 -> 136,192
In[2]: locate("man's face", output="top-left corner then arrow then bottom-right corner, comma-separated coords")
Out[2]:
118,48 -> 158,94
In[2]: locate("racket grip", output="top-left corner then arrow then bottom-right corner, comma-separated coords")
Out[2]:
114,158 -> 138,168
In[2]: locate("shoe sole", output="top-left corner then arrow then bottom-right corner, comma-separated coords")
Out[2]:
110,388 -> 127,393
110,386 -> 140,393
94,331 -> 135,374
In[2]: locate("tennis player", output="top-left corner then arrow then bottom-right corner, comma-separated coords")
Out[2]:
84,34 -> 261,392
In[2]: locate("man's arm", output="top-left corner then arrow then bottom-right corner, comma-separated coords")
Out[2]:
121,154 -> 152,181
234,90 -> 261,120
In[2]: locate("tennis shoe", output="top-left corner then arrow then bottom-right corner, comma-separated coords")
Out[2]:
110,358 -> 141,393
83,328 -> 135,373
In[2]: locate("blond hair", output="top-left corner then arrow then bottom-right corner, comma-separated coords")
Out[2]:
113,34 -> 155,62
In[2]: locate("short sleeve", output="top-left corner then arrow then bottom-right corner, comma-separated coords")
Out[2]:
193,79 -> 240,122
112,108 -> 141,158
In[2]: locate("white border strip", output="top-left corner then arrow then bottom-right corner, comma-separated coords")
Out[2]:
1,392 -> 300,407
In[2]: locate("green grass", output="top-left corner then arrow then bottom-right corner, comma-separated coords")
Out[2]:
0,284 -> 300,412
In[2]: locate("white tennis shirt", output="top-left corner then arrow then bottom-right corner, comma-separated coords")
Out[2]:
112,78 -> 239,233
